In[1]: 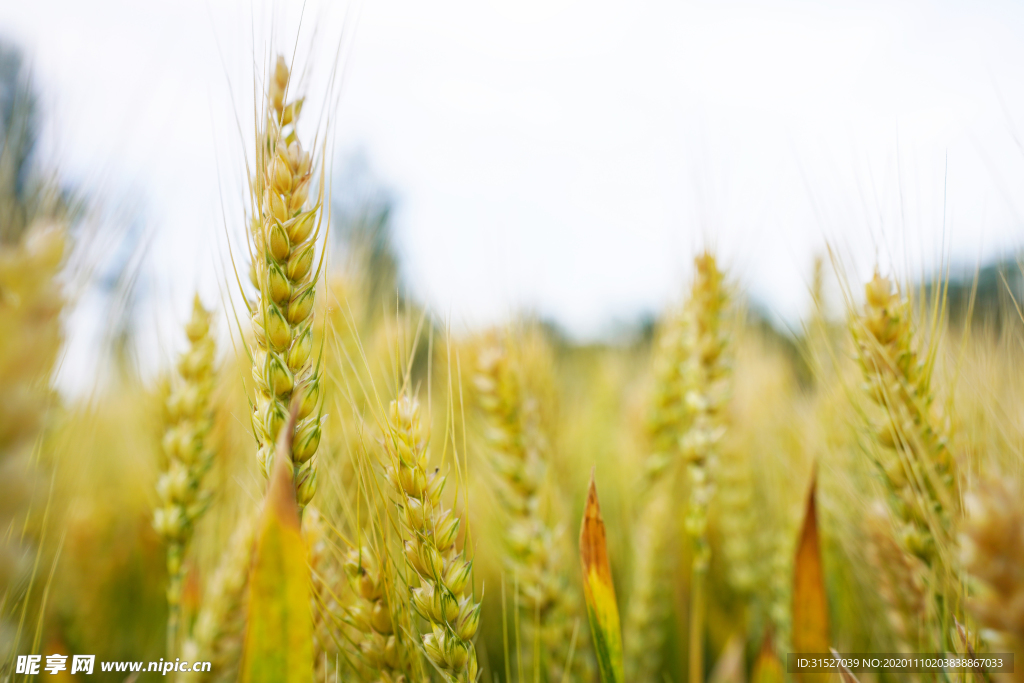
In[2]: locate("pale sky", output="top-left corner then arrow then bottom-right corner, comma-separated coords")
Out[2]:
4,0 -> 1024,378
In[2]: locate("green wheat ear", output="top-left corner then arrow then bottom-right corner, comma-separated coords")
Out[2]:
851,270 -> 959,642
154,294 -> 218,658
472,329 -> 593,683
681,252 -> 731,683
381,395 -> 481,683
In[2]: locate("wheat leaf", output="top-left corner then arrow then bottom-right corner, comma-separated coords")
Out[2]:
240,411 -> 314,683
793,468 -> 830,654
751,631 -> 784,683
579,469 -> 624,683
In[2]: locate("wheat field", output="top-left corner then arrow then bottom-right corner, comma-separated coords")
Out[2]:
1,37 -> 1024,683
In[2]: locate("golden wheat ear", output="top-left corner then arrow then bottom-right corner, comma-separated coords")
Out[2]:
0,220 -> 68,664
850,269 -> 959,641
471,329 -> 592,682
377,394 -> 480,682
623,485 -> 673,683
962,478 -> 1024,652
625,291 -> 688,683
248,55 -> 325,513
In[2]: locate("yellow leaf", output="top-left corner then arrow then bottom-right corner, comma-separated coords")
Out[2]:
579,469 -> 624,683
751,630 -> 784,683
240,414 -> 314,683
792,468 -> 830,682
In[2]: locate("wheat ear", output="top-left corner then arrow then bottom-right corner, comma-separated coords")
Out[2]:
341,543 -> 419,683
961,479 -> 1024,654
301,508 -> 344,682
642,303 -> 690,482
379,395 -> 480,683
473,332 -> 591,682
153,295 -> 218,657
184,514 -> 257,683
623,486 -> 674,683
681,253 -> 730,683
864,503 -> 928,652
852,272 -> 958,624
0,222 -> 66,662
249,55 -> 324,511
623,302 -> 689,683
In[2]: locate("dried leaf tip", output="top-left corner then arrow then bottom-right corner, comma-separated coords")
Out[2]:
580,469 -> 610,585
580,469 -> 624,683
792,467 -> 830,668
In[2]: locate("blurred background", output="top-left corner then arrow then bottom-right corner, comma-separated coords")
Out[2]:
3,0 -> 1024,384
